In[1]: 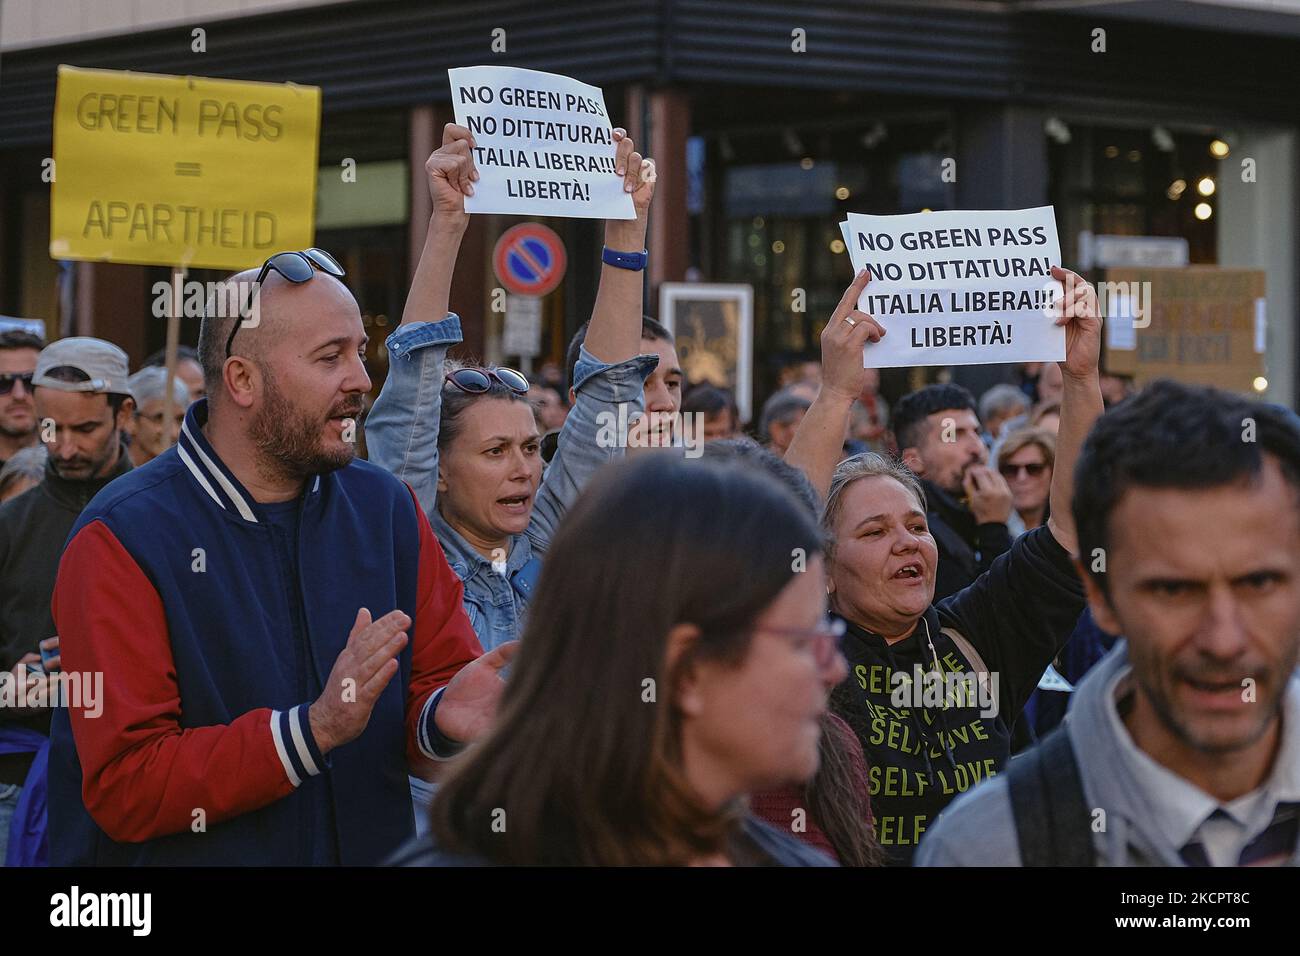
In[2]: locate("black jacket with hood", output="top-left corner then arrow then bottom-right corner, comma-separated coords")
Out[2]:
831,524 -> 1083,866
0,448 -> 132,784
921,478 -> 1013,601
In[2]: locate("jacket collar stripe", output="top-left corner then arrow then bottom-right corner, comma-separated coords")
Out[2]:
269,710 -> 302,787
180,418 -> 258,524
176,443 -> 227,512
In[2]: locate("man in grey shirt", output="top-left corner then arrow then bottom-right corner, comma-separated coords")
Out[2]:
918,380 -> 1300,867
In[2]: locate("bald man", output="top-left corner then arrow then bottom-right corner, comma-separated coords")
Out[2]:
47,250 -> 511,865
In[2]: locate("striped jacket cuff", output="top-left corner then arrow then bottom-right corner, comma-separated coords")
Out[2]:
417,686 -> 466,762
271,705 -> 328,787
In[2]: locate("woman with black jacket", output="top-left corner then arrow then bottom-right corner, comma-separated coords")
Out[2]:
783,266 -> 1105,864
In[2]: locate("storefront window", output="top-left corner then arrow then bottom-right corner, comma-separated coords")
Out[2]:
1049,123 -> 1221,268
699,116 -> 953,399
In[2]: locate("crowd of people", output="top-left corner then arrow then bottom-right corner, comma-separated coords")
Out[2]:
0,120 -> 1296,869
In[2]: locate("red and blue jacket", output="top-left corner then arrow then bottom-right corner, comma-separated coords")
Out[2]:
47,400 -> 482,865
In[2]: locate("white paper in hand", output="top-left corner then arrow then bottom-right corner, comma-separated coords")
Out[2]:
448,65 -> 635,220
843,206 -> 1066,368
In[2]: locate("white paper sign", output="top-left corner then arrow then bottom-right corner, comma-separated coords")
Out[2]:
448,66 -> 634,220
1106,294 -> 1137,352
843,206 -> 1065,368
503,294 -> 543,357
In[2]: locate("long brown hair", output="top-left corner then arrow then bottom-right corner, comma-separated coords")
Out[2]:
805,713 -> 885,867
428,455 -> 826,865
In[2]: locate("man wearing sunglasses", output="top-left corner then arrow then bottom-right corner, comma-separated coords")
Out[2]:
0,330 -> 43,470
47,240 -> 509,866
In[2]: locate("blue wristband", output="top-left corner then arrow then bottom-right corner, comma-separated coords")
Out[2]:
602,246 -> 648,271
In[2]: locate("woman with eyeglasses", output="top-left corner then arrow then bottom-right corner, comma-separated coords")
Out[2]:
367,123 -> 658,652
996,427 -> 1056,535
703,437 -> 882,866
392,455 -> 844,866
780,267 -> 1105,865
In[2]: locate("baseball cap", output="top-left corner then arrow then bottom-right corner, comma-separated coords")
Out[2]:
126,366 -> 190,407
32,337 -> 133,397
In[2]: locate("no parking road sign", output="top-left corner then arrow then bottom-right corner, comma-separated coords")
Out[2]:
493,223 -> 567,297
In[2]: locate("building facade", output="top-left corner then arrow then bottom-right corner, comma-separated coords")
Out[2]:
2,0 -> 1296,408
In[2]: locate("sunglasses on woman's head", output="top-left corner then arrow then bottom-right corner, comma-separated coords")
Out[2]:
228,248 -> 346,357
444,367 -> 530,395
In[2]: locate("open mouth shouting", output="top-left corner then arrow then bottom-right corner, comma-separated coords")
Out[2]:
496,492 -> 532,517
891,561 -> 925,585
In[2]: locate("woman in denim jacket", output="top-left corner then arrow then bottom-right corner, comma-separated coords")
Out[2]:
367,123 -> 659,652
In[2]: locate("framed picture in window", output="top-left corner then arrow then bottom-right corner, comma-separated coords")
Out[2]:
658,283 -> 754,424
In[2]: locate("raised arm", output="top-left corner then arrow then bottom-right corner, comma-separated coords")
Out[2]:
1044,266 -> 1104,556
527,132 -> 659,547
365,124 -> 478,516
783,269 -> 885,500
582,129 -> 652,364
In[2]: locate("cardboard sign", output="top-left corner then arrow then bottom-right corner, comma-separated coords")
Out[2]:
449,65 -> 634,220
50,66 -> 321,270
1103,267 -> 1266,392
842,206 -> 1065,368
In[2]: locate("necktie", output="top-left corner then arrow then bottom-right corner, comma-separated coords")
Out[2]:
1179,804 -> 1299,866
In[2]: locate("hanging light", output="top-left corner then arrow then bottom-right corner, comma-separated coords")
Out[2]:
1194,202 -> 1213,220
1045,117 -> 1071,144
1210,139 -> 1230,158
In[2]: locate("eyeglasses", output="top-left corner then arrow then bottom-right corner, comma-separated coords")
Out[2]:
227,248 -> 346,358
444,367 -> 530,395
999,462 -> 1048,479
755,615 -> 847,669
0,372 -> 34,396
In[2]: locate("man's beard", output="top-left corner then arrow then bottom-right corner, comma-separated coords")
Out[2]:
249,368 -> 361,482
941,459 -> 979,498
0,411 -> 35,439
50,435 -> 120,481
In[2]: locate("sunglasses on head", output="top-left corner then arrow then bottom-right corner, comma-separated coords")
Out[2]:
228,248 -> 346,357
0,372 -> 34,396
444,367 -> 530,395
999,462 -> 1048,479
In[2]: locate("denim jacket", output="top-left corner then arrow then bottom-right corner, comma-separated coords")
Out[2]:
366,314 -> 657,650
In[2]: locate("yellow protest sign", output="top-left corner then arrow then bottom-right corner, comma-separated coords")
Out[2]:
50,66 -> 321,270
